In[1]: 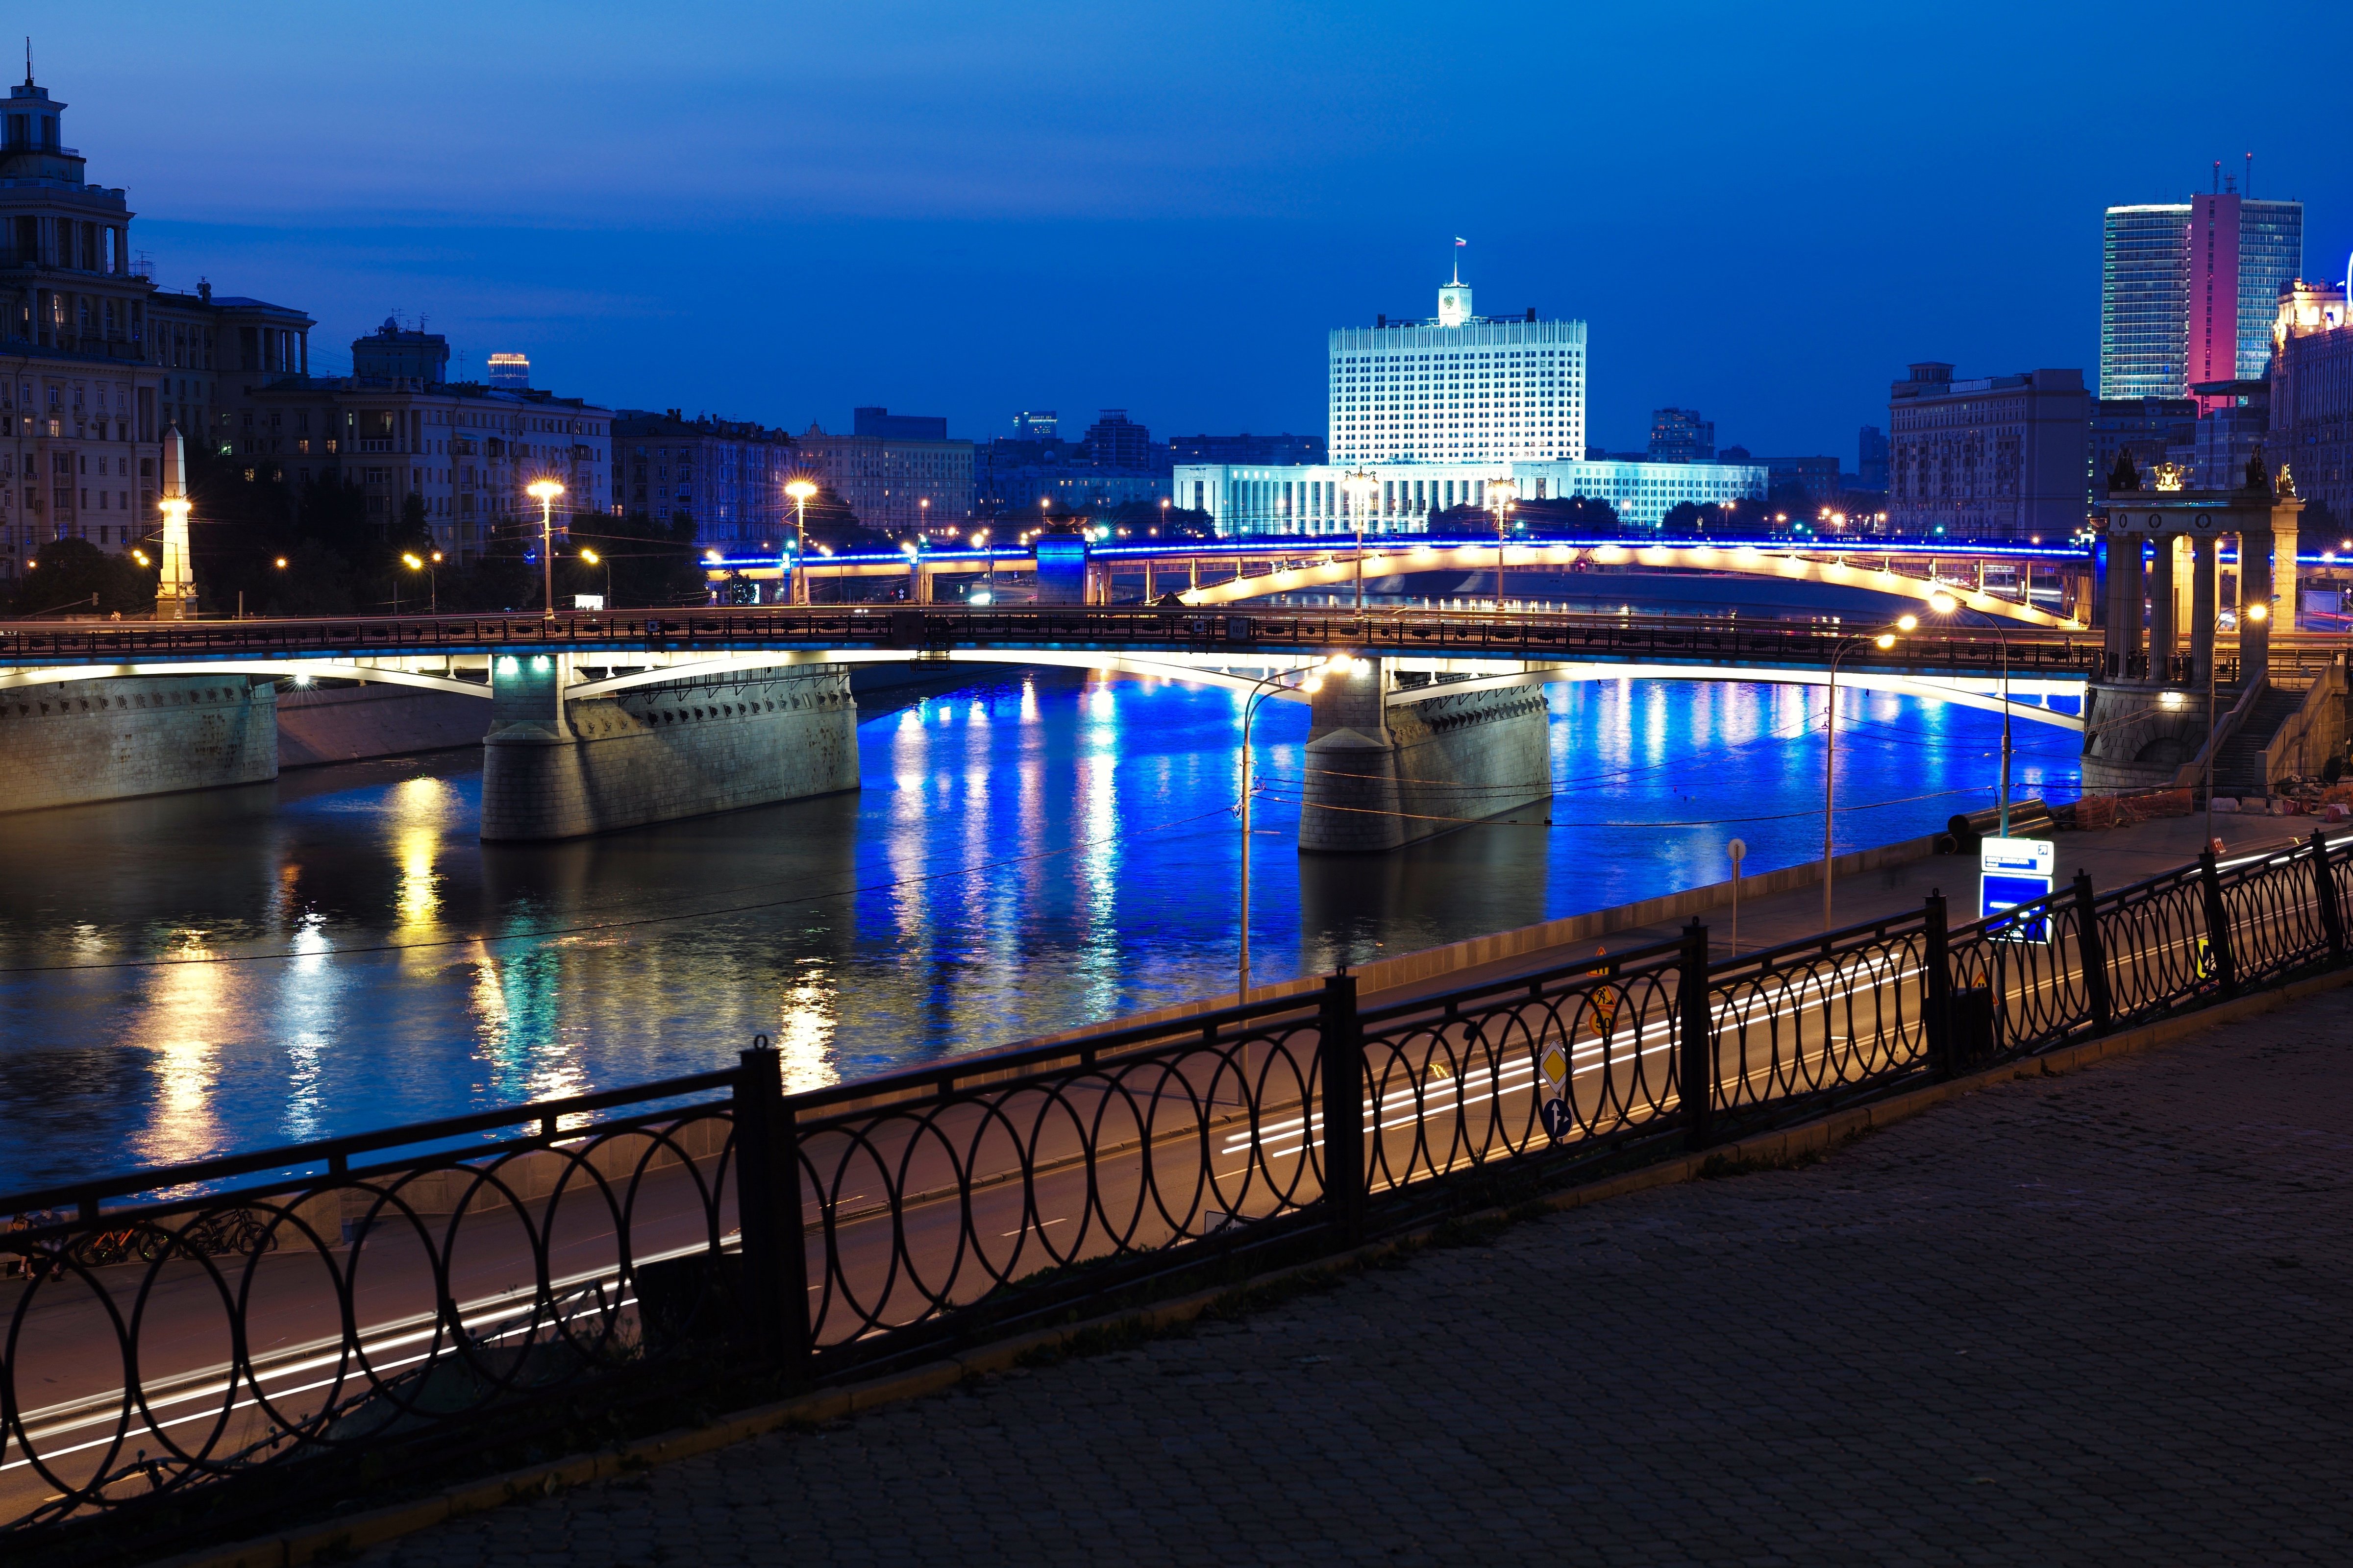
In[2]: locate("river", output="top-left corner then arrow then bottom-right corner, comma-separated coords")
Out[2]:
0,667 -> 2082,1190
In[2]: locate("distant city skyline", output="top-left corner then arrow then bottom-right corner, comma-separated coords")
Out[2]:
44,3 -> 2353,458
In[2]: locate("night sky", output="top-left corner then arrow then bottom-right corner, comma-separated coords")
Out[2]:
57,0 -> 2353,460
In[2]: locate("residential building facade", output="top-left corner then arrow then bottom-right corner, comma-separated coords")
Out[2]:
1887,362 -> 2089,539
2272,277 -> 2353,528
1649,408 -> 1714,462
237,328 -> 614,564
798,420 -> 973,534
613,410 -> 796,550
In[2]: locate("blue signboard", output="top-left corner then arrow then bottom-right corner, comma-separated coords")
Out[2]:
1980,837 -> 2055,943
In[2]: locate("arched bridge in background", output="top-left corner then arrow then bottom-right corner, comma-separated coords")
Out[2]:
704,535 -> 2098,629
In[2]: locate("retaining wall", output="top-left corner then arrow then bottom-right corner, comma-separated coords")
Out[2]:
0,676 -> 276,812
277,684 -> 486,767
480,665 -> 859,841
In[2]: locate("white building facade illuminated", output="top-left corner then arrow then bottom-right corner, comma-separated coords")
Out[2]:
1178,268 -> 1762,536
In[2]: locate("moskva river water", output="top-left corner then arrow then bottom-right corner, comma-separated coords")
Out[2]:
0,668 -> 2083,1189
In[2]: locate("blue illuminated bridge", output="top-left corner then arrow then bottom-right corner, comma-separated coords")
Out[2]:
0,604 -> 2106,730
703,531 -> 2103,632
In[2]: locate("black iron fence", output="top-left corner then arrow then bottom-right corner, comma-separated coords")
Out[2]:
6,832 -> 2350,1550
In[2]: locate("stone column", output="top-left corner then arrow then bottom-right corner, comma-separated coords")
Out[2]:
2239,530 -> 2274,684
2274,518 -> 2302,633
2190,537 -> 2217,691
2147,530 -> 2178,682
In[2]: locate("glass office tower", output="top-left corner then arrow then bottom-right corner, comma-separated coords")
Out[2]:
2100,195 -> 2304,397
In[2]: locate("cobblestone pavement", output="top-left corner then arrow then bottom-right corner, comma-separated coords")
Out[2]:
362,993 -> 2353,1567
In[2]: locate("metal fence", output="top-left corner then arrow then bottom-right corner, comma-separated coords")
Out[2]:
5,832 -> 2348,1549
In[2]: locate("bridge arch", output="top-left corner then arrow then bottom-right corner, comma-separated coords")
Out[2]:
1176,542 -> 2078,630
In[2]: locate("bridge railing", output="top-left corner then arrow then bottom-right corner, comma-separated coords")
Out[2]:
6,831 -> 2349,1553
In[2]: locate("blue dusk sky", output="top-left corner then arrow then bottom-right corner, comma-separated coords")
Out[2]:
45,0 -> 2353,461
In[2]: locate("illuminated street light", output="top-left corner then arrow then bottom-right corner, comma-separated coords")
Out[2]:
581,546 -> 611,605
1926,590 -> 2011,835
783,478 -> 820,606
1485,477 -> 1518,608
1341,469 -> 1377,612
1239,651 -> 1365,1003
526,478 -> 566,619
1823,614 -> 1924,927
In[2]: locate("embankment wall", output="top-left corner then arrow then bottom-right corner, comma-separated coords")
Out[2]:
0,676 -> 276,812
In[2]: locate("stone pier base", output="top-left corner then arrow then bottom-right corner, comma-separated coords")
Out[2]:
0,676 -> 276,812
480,666 -> 858,841
1299,665 -> 1552,853
2079,679 -> 2229,794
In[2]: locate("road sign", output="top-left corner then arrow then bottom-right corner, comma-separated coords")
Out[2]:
1537,1043 -> 1570,1142
1980,836 -> 2055,943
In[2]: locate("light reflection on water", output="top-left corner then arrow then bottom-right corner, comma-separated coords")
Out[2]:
0,668 -> 2080,1189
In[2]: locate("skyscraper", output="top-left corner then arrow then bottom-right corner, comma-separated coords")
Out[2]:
2100,187 -> 2303,399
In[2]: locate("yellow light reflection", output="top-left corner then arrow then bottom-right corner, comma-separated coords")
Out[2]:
775,958 -> 837,1094
129,931 -> 227,1167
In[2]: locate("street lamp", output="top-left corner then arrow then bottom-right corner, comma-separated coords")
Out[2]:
972,527 -> 993,601
401,550 -> 441,614
1484,477 -> 1519,609
526,478 -> 566,618
785,478 -> 818,605
1823,613 -> 1919,929
1238,652 -> 1367,1004
2208,601 -> 2268,845
1341,469 -> 1378,613
580,546 -> 610,606
1928,589 -> 2011,836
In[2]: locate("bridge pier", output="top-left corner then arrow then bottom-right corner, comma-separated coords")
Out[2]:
480,657 -> 858,841
1298,659 -> 1552,853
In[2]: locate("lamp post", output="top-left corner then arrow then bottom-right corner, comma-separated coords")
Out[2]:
1485,476 -> 1518,609
580,546 -> 610,607
401,550 -> 441,614
1238,652 -> 1362,1004
972,527 -> 992,601
526,479 -> 565,619
784,479 -> 817,605
1823,614 -> 1919,929
1341,469 -> 1377,613
2208,601 -> 2267,845
1929,590 -> 2011,836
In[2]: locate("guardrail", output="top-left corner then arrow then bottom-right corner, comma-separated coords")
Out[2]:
0,603 -> 2097,677
5,832 -> 2347,1555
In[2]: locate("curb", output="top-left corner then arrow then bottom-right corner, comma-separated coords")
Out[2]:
156,966 -> 2353,1568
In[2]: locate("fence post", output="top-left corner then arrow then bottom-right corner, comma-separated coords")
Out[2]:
1317,973 -> 1365,1246
733,1041 -> 812,1375
1679,920 -> 1714,1151
2071,870 -> 2113,1033
1923,891 -> 1955,1078
2197,848 -> 2239,997
2309,830 -> 2348,961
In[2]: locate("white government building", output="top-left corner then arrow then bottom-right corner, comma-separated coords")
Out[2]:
1174,268 -> 1765,535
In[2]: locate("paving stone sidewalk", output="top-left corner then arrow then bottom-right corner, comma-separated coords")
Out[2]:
363,990 -> 2353,1567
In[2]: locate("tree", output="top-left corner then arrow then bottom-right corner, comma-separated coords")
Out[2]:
1511,494 -> 1622,537
565,512 -> 707,609
11,536 -> 157,615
